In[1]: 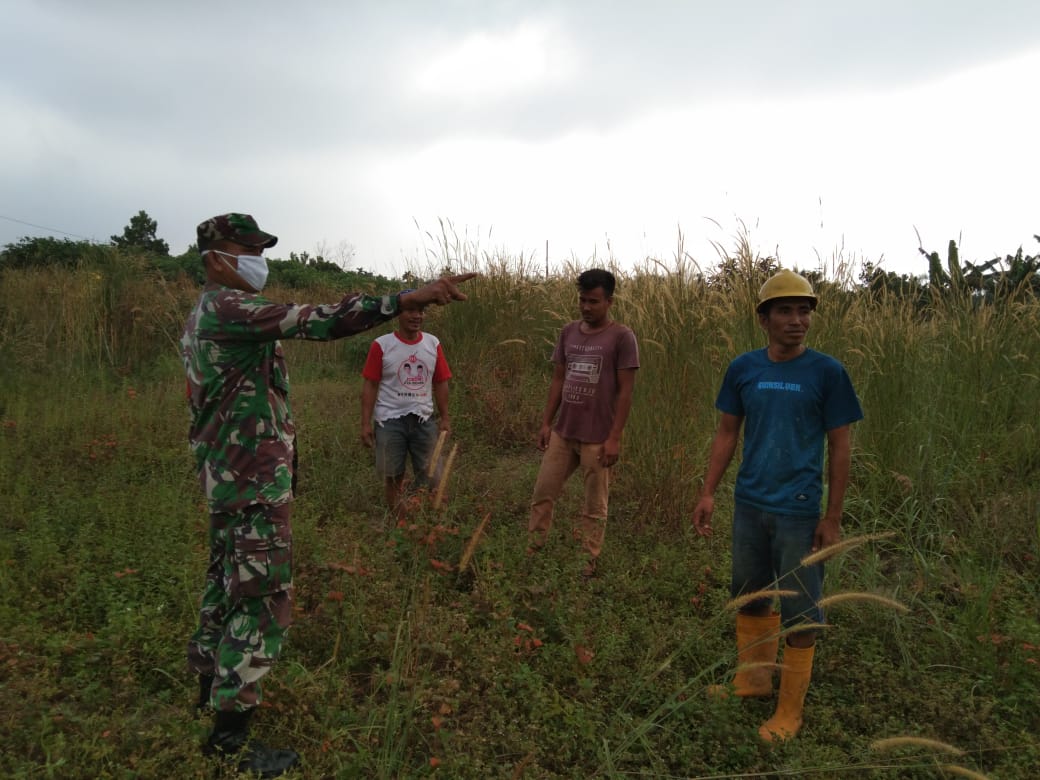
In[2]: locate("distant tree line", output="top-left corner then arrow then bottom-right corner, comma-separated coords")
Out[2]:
857,236 -> 1040,306
0,209 -> 400,291
2,209 -> 1037,304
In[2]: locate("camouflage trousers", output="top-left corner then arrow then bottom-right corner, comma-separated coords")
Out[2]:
188,502 -> 293,712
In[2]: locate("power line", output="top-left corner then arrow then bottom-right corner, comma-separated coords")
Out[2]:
0,213 -> 99,241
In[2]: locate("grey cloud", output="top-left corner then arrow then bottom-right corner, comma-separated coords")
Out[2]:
2,0 -> 1038,257
5,0 -> 1038,156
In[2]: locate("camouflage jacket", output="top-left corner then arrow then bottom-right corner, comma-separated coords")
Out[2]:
181,285 -> 400,511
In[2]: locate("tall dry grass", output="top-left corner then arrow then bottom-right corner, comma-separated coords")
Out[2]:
1,234 -> 1038,776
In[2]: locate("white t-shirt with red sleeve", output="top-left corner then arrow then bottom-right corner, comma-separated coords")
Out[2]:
362,331 -> 451,423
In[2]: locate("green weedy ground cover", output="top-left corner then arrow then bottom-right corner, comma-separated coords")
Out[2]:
0,252 -> 1037,778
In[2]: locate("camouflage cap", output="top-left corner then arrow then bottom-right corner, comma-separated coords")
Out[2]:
196,213 -> 278,249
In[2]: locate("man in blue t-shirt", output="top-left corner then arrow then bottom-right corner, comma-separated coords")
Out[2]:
692,269 -> 863,744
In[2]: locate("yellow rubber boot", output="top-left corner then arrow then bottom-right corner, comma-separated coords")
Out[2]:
708,612 -> 781,699
759,643 -> 815,743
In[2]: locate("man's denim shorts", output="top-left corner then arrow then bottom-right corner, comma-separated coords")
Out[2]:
374,413 -> 438,483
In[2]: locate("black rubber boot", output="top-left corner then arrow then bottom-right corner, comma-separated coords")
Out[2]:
203,709 -> 300,778
195,674 -> 214,716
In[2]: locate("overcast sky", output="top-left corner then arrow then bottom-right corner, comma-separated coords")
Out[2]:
2,0 -> 1037,278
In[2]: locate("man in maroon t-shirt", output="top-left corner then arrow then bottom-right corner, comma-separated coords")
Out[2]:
527,269 -> 640,577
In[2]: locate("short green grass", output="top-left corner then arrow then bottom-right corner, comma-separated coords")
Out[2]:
0,251 -> 1037,778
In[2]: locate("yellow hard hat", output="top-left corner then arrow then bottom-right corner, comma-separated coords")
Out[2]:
757,269 -> 817,312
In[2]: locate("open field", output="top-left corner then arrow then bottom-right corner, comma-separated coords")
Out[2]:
1,248 -> 1038,778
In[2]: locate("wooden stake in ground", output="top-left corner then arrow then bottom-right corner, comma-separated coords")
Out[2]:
428,429 -> 448,480
432,442 -> 458,511
458,512 -> 491,573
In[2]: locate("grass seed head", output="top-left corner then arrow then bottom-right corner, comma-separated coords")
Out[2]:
724,589 -> 798,611
800,531 -> 896,567
938,766 -> 991,780
818,591 -> 910,613
869,736 -> 965,755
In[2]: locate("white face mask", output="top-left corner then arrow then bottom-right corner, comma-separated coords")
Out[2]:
208,249 -> 269,292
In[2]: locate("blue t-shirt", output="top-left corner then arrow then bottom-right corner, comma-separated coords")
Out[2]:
716,348 -> 863,517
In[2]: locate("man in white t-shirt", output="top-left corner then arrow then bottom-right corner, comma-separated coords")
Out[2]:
360,300 -> 452,521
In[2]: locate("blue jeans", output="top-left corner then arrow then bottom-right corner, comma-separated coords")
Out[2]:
730,502 -> 824,628
374,414 -> 438,486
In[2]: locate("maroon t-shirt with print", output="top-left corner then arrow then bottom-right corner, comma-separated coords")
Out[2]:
551,320 -> 640,443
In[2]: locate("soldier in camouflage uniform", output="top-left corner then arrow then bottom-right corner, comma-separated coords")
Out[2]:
182,213 -> 474,776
